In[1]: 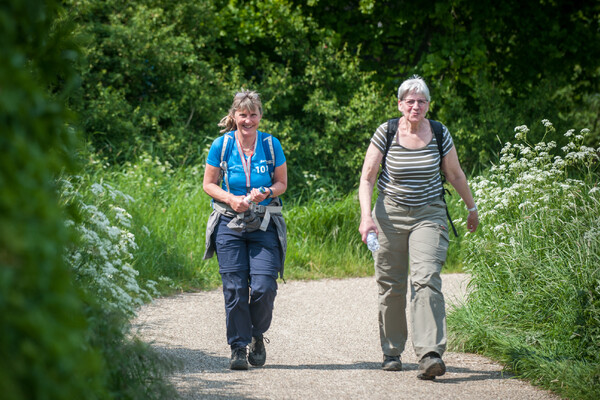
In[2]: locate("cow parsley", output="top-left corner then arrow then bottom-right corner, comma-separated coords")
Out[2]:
60,177 -> 155,316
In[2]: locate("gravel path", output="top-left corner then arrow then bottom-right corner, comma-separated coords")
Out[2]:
133,273 -> 560,400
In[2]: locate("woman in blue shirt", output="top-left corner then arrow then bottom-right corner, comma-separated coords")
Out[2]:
203,89 -> 287,370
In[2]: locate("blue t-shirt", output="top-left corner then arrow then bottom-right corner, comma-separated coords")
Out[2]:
206,130 -> 286,205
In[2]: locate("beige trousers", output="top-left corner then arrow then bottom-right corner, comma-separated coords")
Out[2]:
373,194 -> 450,359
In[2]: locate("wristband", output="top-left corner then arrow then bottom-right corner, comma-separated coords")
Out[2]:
467,205 -> 478,212
267,187 -> 274,198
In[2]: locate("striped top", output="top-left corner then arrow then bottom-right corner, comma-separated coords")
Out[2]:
371,120 -> 454,206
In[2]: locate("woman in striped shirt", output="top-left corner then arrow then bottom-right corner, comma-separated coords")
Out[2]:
358,75 -> 479,380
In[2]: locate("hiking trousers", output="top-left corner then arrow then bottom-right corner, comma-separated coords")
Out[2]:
372,195 -> 450,359
214,216 -> 281,349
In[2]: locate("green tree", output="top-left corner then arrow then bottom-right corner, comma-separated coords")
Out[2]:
66,0 -> 391,194
67,0 -> 599,194
296,0 -> 600,168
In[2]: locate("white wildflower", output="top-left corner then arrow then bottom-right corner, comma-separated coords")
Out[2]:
90,183 -> 105,196
61,178 -> 155,316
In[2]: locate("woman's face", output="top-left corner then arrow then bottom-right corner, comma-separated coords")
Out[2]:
234,108 -> 262,136
398,91 -> 429,124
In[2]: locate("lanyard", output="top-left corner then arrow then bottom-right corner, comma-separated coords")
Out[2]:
235,133 -> 257,193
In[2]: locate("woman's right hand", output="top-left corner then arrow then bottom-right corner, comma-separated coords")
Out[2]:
229,194 -> 251,213
359,217 -> 378,244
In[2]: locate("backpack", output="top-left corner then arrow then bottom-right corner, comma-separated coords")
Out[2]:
218,131 -> 276,193
382,118 -> 458,237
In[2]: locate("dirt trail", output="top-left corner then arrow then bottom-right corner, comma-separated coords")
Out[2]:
133,274 -> 560,400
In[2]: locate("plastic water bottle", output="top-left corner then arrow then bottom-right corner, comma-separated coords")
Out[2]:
367,231 -> 380,252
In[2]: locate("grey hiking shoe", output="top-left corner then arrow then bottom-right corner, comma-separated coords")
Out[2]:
417,352 -> 446,380
382,354 -> 402,371
230,347 -> 248,370
248,335 -> 268,367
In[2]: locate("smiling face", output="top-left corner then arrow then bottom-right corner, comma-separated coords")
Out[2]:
398,90 -> 429,124
234,107 -> 262,137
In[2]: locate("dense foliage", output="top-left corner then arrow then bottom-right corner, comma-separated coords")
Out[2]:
298,0 -> 600,166
449,121 -> 600,399
1,1 -> 176,398
67,0 -> 389,196
0,1 -> 106,398
66,0 -> 600,195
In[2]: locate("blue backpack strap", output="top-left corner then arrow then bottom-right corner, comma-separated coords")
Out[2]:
219,132 -> 235,192
261,132 -> 276,179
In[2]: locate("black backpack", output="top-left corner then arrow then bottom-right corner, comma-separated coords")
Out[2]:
382,118 -> 458,237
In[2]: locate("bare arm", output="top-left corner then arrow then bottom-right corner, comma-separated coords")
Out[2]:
270,162 -> 288,197
358,143 -> 383,242
441,147 -> 479,233
203,164 -> 250,213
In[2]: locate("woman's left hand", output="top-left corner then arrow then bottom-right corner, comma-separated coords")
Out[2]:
467,211 -> 479,233
247,187 -> 270,203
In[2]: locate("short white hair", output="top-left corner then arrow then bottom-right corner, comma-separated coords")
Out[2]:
397,75 -> 430,102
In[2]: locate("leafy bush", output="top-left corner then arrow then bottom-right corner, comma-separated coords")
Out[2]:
59,175 -> 180,399
1,1 -> 180,397
299,0 -> 600,171
448,120 -> 600,399
63,0 -> 600,197
65,0 -> 391,196
0,0 -> 108,398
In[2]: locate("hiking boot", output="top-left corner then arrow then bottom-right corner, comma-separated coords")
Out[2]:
382,354 -> 402,371
248,335 -> 268,367
417,352 -> 446,380
230,347 -> 248,370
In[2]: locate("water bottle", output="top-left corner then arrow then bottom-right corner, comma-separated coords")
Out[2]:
367,231 -> 380,252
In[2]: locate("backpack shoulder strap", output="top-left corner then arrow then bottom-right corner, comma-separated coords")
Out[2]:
428,119 -> 458,237
220,132 -> 235,163
261,132 -> 276,179
382,118 -> 399,169
219,132 -> 235,192
429,119 -> 444,168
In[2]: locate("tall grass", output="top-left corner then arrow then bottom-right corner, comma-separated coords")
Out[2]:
85,153 -> 468,295
448,121 -> 600,399
86,155 -> 219,291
